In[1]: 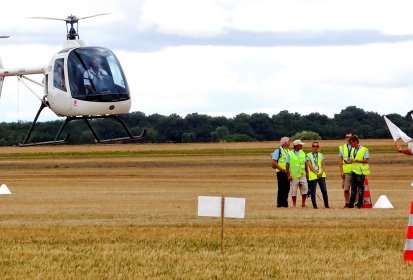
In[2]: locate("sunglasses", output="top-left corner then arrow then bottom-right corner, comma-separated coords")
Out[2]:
345,136 -> 351,139
312,145 -> 319,148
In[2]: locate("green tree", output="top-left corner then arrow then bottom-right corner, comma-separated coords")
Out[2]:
292,130 -> 321,140
226,133 -> 253,142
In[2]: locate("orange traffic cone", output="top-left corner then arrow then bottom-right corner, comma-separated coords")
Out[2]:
403,201 -> 413,261
362,178 -> 372,208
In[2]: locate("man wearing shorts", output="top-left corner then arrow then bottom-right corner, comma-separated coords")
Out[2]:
339,132 -> 353,208
286,139 -> 309,207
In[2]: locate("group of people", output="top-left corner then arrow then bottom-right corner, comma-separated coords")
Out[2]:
271,133 -> 370,209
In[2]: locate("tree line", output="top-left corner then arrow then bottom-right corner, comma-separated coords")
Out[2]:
0,106 -> 412,146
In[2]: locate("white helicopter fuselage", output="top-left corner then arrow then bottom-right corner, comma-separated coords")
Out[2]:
0,14 -> 146,146
1,39 -> 132,117
47,39 -> 132,117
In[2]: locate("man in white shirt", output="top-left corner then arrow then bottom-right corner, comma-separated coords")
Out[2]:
83,58 -> 109,94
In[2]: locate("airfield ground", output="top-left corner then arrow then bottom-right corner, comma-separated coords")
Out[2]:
0,140 -> 412,279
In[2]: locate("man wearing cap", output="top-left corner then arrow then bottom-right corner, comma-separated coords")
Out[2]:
272,137 -> 291,208
347,135 -> 370,208
286,139 -> 309,207
339,132 -> 353,207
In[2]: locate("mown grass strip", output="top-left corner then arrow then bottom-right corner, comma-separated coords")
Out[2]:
0,144 -> 396,159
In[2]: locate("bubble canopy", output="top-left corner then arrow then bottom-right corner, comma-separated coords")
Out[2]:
67,47 -> 130,102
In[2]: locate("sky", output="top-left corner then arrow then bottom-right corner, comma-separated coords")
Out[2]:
0,0 -> 412,123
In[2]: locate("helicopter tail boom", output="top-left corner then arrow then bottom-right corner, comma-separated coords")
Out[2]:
0,66 -> 45,77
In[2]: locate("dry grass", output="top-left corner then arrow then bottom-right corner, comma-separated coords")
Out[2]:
0,140 -> 412,279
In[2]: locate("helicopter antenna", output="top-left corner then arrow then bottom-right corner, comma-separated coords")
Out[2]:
28,13 -> 111,40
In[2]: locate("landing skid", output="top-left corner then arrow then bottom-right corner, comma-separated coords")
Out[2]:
19,103 -> 146,146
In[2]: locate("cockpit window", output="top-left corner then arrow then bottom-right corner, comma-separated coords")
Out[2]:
53,58 -> 66,92
67,47 -> 130,102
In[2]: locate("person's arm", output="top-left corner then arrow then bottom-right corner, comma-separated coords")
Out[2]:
272,160 -> 285,172
286,162 -> 292,181
338,146 -> 345,179
396,143 -> 413,156
83,70 -> 95,94
271,149 -> 285,171
305,161 -> 309,180
353,148 -> 369,163
319,157 -> 325,178
306,159 -> 317,174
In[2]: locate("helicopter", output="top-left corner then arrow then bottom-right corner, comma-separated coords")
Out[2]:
0,14 -> 146,146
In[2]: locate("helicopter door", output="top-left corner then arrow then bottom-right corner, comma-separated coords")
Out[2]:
53,58 -> 67,91
49,58 -> 71,112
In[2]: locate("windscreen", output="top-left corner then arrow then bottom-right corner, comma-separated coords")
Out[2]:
67,47 -> 130,102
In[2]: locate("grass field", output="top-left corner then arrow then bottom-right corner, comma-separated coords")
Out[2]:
0,140 -> 412,279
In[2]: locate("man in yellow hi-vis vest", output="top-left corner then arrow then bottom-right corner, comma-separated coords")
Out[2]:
272,137 -> 291,208
286,139 -> 309,207
338,132 -> 353,208
347,135 -> 370,208
306,141 -> 329,209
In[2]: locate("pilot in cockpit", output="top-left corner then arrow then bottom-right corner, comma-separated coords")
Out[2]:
83,57 -> 110,94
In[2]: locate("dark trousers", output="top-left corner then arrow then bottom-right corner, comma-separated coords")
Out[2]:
276,172 -> 290,207
308,178 -> 329,208
349,173 -> 365,208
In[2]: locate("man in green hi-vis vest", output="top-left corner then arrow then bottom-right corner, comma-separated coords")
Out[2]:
272,137 -> 291,208
286,139 -> 309,207
306,141 -> 329,209
347,135 -> 370,209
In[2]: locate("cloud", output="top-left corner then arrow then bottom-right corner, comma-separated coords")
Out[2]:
137,0 -> 413,36
1,0 -> 413,124
139,0 -> 229,37
118,41 -> 413,118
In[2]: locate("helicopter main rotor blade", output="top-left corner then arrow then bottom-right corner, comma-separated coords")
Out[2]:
78,13 -> 111,20
0,36 -> 10,38
27,16 -> 67,22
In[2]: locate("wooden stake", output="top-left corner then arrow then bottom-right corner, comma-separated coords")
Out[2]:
221,194 -> 225,254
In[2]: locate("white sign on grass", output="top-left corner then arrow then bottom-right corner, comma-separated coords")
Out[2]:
0,184 -> 11,195
197,196 -> 245,219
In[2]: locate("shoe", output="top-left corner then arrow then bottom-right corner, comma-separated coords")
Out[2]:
313,206 -> 318,209
348,205 -> 354,208
325,206 -> 330,209
344,203 -> 349,208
